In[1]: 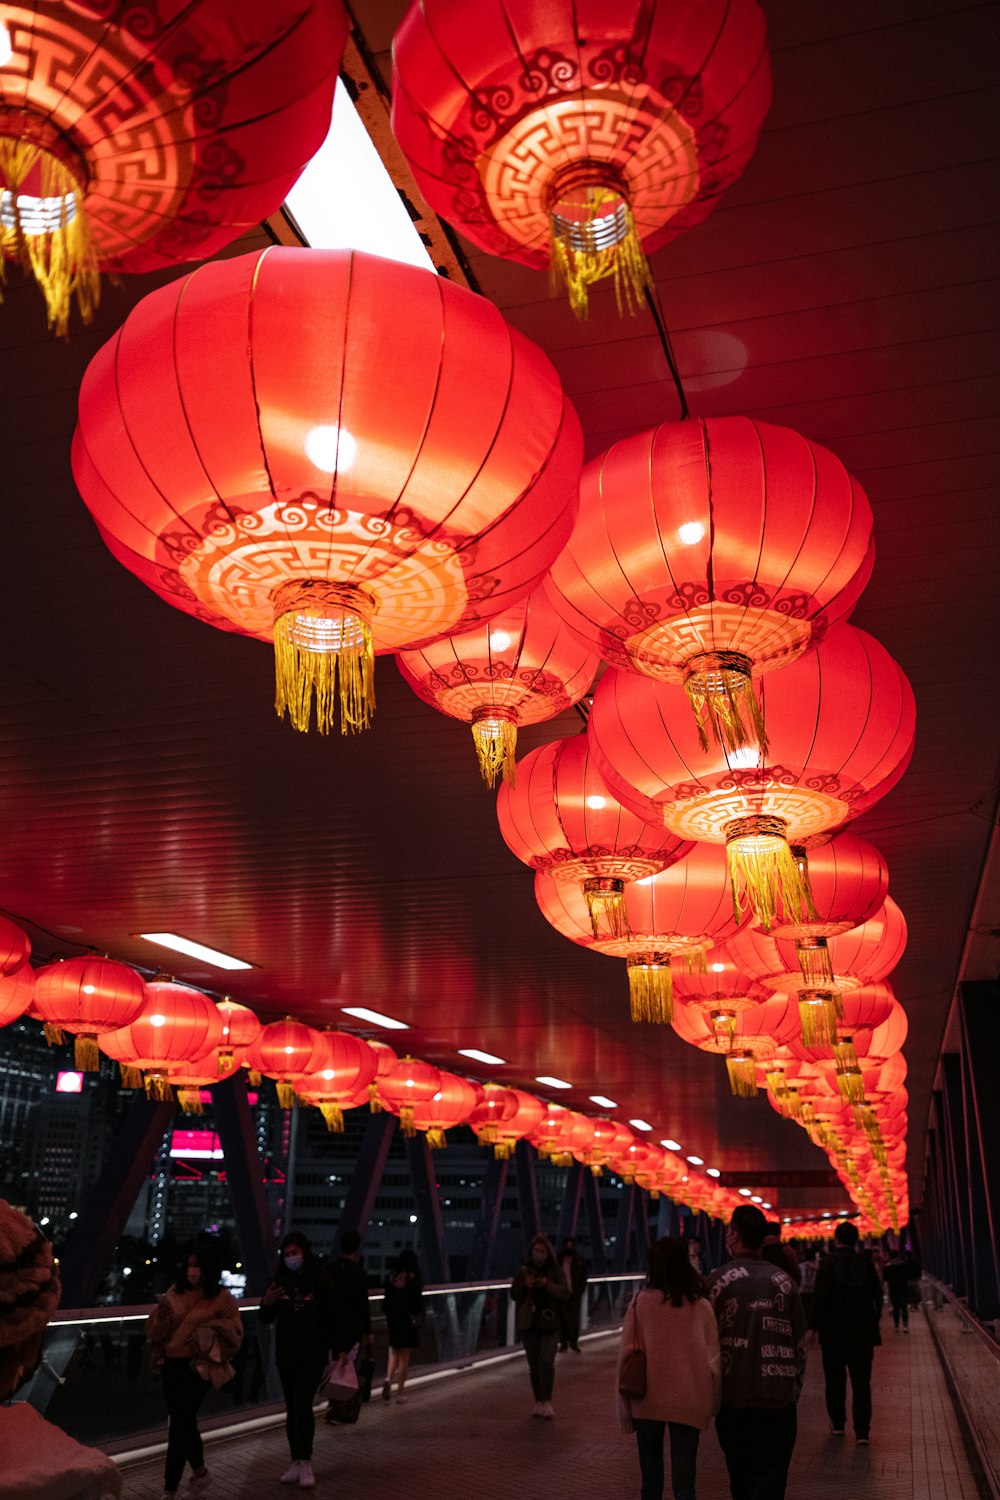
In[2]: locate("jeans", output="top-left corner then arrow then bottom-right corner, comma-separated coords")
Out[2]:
821,1341 -> 874,1437
634,1418 -> 700,1500
163,1357 -> 209,1492
521,1328 -> 558,1400
715,1403 -> 797,1500
277,1356 -> 326,1460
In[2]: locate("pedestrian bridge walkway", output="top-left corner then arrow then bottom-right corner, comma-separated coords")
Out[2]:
118,1309 -> 984,1500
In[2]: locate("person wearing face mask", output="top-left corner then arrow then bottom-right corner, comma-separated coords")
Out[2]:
259,1232 -> 335,1489
511,1233 -> 571,1419
146,1241 -> 243,1500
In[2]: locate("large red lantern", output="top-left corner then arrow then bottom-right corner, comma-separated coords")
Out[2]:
409,1072 -> 483,1149
73,248 -> 582,736
765,833 -> 888,987
245,1018 -> 325,1108
497,733 -> 690,940
377,1056 -> 443,1137
0,1 -> 346,332
0,915 -> 29,974
101,980 -> 224,1097
547,417 -> 873,755
292,1030 -> 380,1131
588,624 -> 915,931
392,0 -> 771,316
468,1086 -> 546,1158
397,589 -> 599,787
0,962 -> 35,1028
33,956 -> 146,1070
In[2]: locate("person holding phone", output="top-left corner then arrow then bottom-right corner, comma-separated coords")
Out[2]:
511,1233 -> 570,1420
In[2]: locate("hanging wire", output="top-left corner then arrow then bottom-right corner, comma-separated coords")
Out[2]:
644,282 -> 689,420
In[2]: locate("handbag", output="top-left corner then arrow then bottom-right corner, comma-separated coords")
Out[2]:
319,1343 -> 360,1401
324,1388 -> 363,1426
618,1347 -> 647,1400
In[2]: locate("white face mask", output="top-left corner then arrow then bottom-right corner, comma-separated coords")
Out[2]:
284,1253 -> 304,1273
186,1266 -> 201,1287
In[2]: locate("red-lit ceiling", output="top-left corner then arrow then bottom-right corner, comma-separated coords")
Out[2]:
0,1 -> 997,1216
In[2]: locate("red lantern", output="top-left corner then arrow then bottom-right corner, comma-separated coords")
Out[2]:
293,1033 -> 381,1132
101,980 -> 224,1098
762,833 -> 888,987
73,248 -> 582,737
548,417 -> 873,756
215,998 -> 263,1072
245,1018 -> 325,1108
392,0 -> 771,316
364,1039 -> 399,1113
0,962 -> 35,1028
33,956 -> 146,1070
728,898 -> 907,1045
0,915 -> 29,974
410,1072 -> 483,1149
377,1056 -> 443,1137
166,1050 -> 242,1116
589,624 -> 915,931
468,1086 -> 545,1158
497,734 -> 690,941
574,1118 -> 633,1176
671,939 -> 771,1016
397,589 -> 599,787
672,993 -> 799,1098
0,1 -> 347,332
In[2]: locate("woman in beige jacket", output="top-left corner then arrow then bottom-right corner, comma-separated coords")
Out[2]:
146,1242 -> 243,1500
617,1237 -> 721,1500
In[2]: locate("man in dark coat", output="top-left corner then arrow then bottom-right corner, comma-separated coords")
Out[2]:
556,1237 -> 588,1352
810,1220 -> 883,1444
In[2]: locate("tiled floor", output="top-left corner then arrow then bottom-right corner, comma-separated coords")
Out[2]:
118,1309 -> 982,1499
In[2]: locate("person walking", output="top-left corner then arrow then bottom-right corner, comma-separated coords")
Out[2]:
259,1231 -> 334,1489
327,1228 -> 373,1407
382,1249 -> 423,1404
557,1236 -> 588,1352
511,1233 -> 570,1419
810,1220 -> 883,1443
797,1248 -> 819,1325
617,1237 -> 721,1500
882,1247 -> 920,1332
705,1204 -> 807,1500
146,1241 -> 243,1500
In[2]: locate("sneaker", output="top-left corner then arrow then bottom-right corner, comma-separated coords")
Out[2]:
903,1326 -> 910,1333
381,1379 -> 391,1402
858,1437 -> 870,1446
280,1463 -> 301,1484
531,1402 -> 544,1418
830,1427 -> 845,1436
540,1401 -> 555,1419
297,1463 -> 315,1490
187,1474 -> 210,1499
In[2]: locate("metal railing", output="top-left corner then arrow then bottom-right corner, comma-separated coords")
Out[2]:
15,1273 -> 643,1453
922,1276 -> 1000,1498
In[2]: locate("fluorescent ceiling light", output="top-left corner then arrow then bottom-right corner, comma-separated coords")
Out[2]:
738,1188 -> 752,1197
590,1095 -> 617,1109
661,1139 -> 682,1152
341,1006 -> 409,1031
706,1167 -> 721,1178
458,1048 -> 506,1066
137,933 -> 252,971
536,1075 -> 572,1090
629,1119 -> 653,1132
751,1195 -> 763,1203
762,1202 -> 773,1210
686,1155 -> 704,1166
285,80 -> 435,273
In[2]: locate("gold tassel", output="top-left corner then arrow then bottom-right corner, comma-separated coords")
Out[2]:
368,1081 -> 383,1113
319,1103 -> 345,1133
784,1087 -> 803,1121
550,1150 -> 573,1167
708,1009 -> 737,1047
272,580 -> 376,735
493,1138 -> 515,1160
680,948 -> 708,976
218,1049 -> 235,1073
248,1070 -> 262,1087
74,1034 -> 101,1072
275,1082 -> 297,1109
836,1066 -> 865,1104
726,1049 -> 758,1098
649,1188 -> 660,1201
796,937 -> 834,986
833,1037 -> 859,1072
399,1104 -> 417,1138
0,136 -> 99,335
177,1089 -> 204,1116
548,183 -> 651,319
590,1163 -> 603,1178
627,955 -> 673,1023
683,652 -> 768,758
798,990 -> 839,1046
425,1127 -> 447,1150
583,877 -> 630,940
470,710 -> 518,788
119,1063 -> 144,1089
144,1073 -> 174,1102
42,1022 -> 66,1047
476,1122 -> 500,1146
725,815 -> 813,930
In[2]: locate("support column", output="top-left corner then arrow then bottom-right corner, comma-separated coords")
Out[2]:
632,1189 -> 650,1267
655,1194 -> 673,1238
405,1134 -> 450,1285
613,1183 -> 636,1272
213,1072 -> 273,1294
466,1153 -> 509,1279
958,981 -> 1000,1319
941,1053 -> 973,1298
583,1169 -> 608,1274
556,1160 -> 583,1249
59,1096 -> 174,1308
514,1138 -> 541,1242
337,1110 -> 396,1241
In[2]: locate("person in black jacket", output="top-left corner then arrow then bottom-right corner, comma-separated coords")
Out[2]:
382,1249 -> 424,1405
810,1221 -> 883,1445
556,1237 -> 588,1352
259,1231 -> 334,1489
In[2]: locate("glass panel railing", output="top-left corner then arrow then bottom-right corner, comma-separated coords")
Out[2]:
13,1274 -> 644,1451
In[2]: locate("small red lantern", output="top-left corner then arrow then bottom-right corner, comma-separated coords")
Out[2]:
397,589 -> 599,787
410,1072 -> 483,1149
574,1118 -> 633,1177
377,1056 -> 443,1137
101,980 -> 224,1098
166,1049 -> 242,1116
497,733 -> 690,941
364,1039 -> 399,1113
392,0 -> 771,316
245,1018 -> 325,1108
33,956 -> 146,1070
589,625 -> 915,931
0,1 -> 348,332
215,998 -> 263,1072
73,248 -> 582,736
0,961 -> 35,1028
